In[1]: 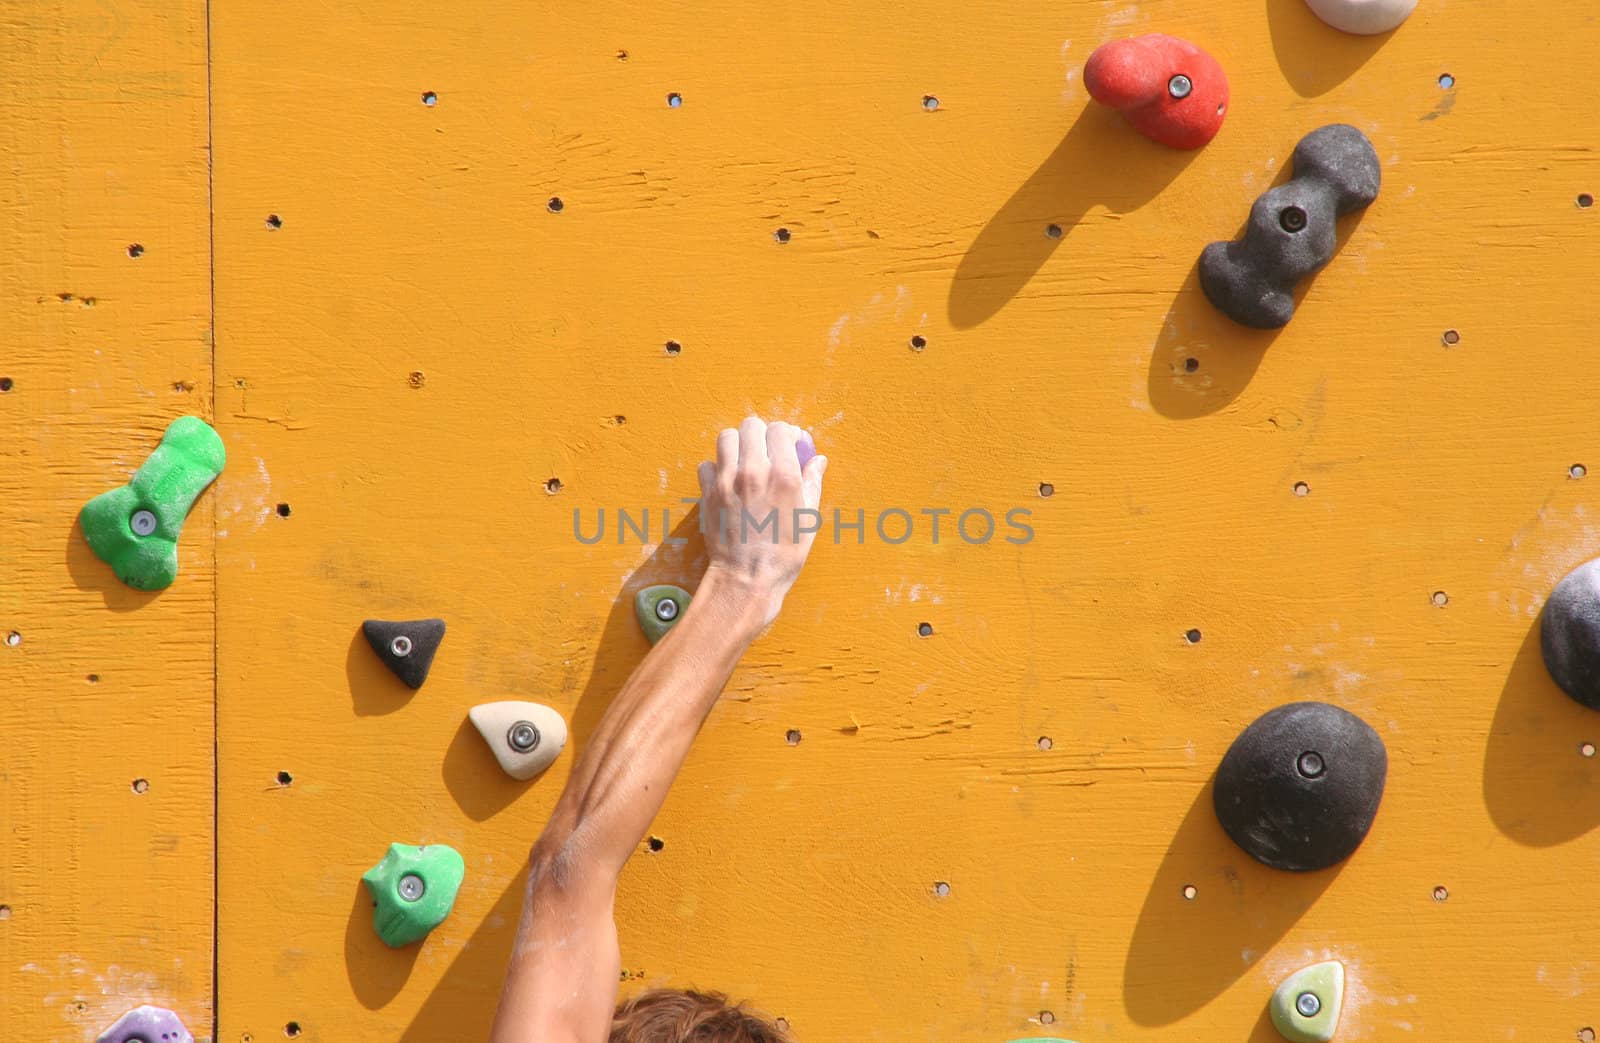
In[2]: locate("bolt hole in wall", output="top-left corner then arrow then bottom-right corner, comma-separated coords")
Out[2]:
1431,590 -> 1449,607
1037,736 -> 1053,750
0,904 -> 10,920
421,90 -> 437,106
276,771 -> 293,786
1581,742 -> 1596,758
666,92 -> 682,107
275,503 -> 291,518
0,377 -> 13,392
1181,884 -> 1198,900
547,196 -> 565,213
922,94 -> 939,111
127,243 -> 144,258
647,836 -> 664,853
5,631 -> 20,647
1039,1011 -> 1056,1025
1571,463 -> 1587,480
1038,482 -> 1054,497
1442,328 -> 1462,346
1044,223 -> 1063,240
933,881 -> 951,897
131,778 -> 149,794
785,729 -> 802,746
284,1022 -> 301,1038
909,334 -> 927,351
1581,1029 -> 1596,1043
1185,628 -> 1202,644
1580,193 -> 1595,209
1184,357 -> 1200,373
265,214 -> 282,230
1432,885 -> 1449,902
773,227 -> 791,243
916,622 -> 933,637
1292,481 -> 1311,497
1438,72 -> 1455,89
407,371 -> 426,389
544,477 -> 563,494
664,340 -> 682,356
86,674 -> 99,683
774,1018 -> 790,1033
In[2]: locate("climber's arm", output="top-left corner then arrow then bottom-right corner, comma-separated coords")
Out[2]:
488,418 -> 827,1043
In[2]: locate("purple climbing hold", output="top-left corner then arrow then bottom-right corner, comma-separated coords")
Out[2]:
96,1004 -> 193,1043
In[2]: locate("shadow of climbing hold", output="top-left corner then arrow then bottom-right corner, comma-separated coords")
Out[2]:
636,584 -> 691,644
1540,557 -> 1600,710
1084,34 -> 1229,150
362,842 -> 465,948
1199,124 -> 1379,329
96,1004 -> 193,1043
1270,960 -> 1345,1042
362,618 -> 445,689
1214,701 -> 1387,872
79,416 -> 225,591
1304,0 -> 1416,35
469,700 -> 569,780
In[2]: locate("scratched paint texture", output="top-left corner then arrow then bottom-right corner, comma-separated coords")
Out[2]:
0,0 -> 215,1038
7,0 -> 1600,1040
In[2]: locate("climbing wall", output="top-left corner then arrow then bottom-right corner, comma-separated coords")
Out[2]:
8,0 -> 1600,1040
0,0 -> 216,1036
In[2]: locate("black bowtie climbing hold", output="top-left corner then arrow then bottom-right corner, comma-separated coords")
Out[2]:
1213,701 -> 1387,872
1199,124 -> 1380,329
362,618 -> 446,689
1542,558 -> 1600,709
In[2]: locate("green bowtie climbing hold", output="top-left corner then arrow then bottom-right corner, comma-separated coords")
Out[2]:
636,584 -> 691,644
361,842 -> 465,948
79,416 -> 225,591
1270,960 -> 1345,1043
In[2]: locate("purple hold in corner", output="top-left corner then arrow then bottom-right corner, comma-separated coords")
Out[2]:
795,436 -> 816,470
97,1004 -> 194,1043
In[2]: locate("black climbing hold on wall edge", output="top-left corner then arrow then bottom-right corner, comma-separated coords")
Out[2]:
1213,701 -> 1387,872
1541,557 -> 1600,710
1199,124 -> 1380,329
362,618 -> 446,689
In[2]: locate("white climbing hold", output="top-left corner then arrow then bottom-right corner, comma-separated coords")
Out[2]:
1303,0 -> 1416,35
469,700 -> 569,780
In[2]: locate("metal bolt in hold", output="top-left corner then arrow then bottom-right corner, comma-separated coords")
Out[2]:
1295,991 -> 1322,1017
390,635 -> 413,658
397,873 -> 426,902
655,598 -> 679,622
129,510 -> 158,537
1168,74 -> 1193,99
507,721 -> 541,753
1280,205 -> 1309,233
1297,751 -> 1326,779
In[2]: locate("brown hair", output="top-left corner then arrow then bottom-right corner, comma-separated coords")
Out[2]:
610,988 -> 793,1043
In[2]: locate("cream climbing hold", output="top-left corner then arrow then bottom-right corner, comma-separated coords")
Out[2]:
469,700 -> 569,780
1270,960 -> 1345,1043
1303,0 -> 1416,35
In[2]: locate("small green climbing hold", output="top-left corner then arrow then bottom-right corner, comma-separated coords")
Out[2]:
79,416 -> 225,591
636,584 -> 691,644
361,842 -> 465,948
1270,959 -> 1345,1043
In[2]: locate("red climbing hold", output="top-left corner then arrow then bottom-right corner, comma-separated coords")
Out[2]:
1084,34 -> 1228,150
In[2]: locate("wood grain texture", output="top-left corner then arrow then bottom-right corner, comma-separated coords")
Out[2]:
189,0 -> 1600,1040
0,0 -> 214,1038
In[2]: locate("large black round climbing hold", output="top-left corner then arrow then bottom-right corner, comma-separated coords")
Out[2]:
1213,702 -> 1387,872
1541,558 -> 1600,710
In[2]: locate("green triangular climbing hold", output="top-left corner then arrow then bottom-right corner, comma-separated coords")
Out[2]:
1270,960 -> 1345,1043
635,584 -> 691,644
361,842 -> 465,948
79,416 -> 225,591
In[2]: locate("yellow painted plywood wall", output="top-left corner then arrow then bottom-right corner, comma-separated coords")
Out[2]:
8,0 -> 1600,1040
0,1 -> 216,1038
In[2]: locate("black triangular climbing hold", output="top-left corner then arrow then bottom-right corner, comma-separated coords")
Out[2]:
1213,701 -> 1387,872
362,618 -> 446,689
